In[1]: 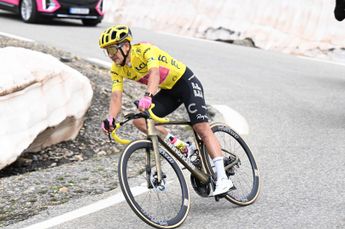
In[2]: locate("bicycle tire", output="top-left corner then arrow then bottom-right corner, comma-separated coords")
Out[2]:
118,140 -> 190,228
207,123 -> 260,206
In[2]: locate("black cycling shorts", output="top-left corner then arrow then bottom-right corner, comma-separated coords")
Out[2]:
152,67 -> 208,125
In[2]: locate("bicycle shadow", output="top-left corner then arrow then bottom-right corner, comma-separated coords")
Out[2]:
190,196 -> 242,211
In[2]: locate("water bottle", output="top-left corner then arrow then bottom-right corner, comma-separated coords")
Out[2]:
168,136 -> 189,156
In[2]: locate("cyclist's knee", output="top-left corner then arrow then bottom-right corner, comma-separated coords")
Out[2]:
133,118 -> 146,132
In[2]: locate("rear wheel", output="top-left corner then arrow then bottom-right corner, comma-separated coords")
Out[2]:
20,0 -> 38,23
207,123 -> 260,206
118,140 -> 190,228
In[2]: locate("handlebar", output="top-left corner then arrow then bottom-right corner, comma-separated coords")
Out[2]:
109,103 -> 170,144
147,104 -> 170,124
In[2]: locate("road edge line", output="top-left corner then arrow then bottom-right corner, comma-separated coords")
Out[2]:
21,187 -> 147,229
212,104 -> 249,135
0,32 -> 34,42
86,57 -> 112,68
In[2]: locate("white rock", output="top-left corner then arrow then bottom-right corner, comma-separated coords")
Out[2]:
0,47 -> 93,170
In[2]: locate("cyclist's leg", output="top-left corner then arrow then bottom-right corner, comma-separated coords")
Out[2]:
170,68 -> 220,158
193,122 -> 222,158
132,89 -> 182,135
178,67 -> 233,194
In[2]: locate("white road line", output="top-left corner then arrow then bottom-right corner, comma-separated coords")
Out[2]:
212,105 -> 249,135
297,56 -> 345,67
0,32 -> 34,42
86,57 -> 112,68
22,187 -> 147,229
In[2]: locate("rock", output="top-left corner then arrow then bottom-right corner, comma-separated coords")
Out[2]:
0,47 -> 93,170
97,151 -> 107,156
23,186 -> 35,194
59,187 -> 69,193
15,158 -> 33,167
215,38 -> 256,47
59,56 -> 73,63
73,155 -> 84,161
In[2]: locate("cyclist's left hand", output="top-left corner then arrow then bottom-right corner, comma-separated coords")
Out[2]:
138,96 -> 152,111
101,116 -> 115,133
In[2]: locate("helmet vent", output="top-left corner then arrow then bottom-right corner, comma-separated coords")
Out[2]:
111,31 -> 117,40
119,32 -> 126,39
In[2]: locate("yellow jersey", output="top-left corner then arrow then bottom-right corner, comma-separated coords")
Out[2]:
110,43 -> 186,92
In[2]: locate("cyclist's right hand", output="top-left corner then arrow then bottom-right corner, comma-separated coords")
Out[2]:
101,116 -> 115,133
138,96 -> 152,111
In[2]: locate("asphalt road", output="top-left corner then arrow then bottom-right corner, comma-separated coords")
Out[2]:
1,10 -> 345,229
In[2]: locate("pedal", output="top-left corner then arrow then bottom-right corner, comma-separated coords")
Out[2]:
229,185 -> 237,191
212,184 -> 237,200
214,193 -> 227,201
228,168 -> 235,176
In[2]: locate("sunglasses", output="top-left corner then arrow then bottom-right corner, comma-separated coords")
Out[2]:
104,44 -> 123,57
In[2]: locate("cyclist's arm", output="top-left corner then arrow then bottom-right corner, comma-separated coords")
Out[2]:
108,90 -> 122,119
146,67 -> 160,95
142,45 -> 161,95
109,65 -> 124,119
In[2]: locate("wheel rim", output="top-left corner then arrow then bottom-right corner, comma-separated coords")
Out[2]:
21,0 -> 33,21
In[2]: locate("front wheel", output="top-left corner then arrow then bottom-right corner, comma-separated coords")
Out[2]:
20,0 -> 38,23
118,140 -> 190,228
208,123 -> 260,206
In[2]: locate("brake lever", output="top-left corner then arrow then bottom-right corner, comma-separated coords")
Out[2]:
142,110 -> 150,119
124,112 -> 136,119
134,100 -> 139,108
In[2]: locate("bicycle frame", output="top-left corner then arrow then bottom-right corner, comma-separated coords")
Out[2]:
116,105 -> 260,228
146,118 -> 211,185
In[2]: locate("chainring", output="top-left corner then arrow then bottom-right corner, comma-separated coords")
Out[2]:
190,174 -> 211,197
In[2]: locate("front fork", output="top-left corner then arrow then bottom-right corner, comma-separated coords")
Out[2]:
146,119 -> 163,185
145,147 -> 152,189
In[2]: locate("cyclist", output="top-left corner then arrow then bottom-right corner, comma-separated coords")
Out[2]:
99,25 -> 233,196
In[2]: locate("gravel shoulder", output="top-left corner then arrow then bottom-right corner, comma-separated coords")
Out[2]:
0,36 -> 218,227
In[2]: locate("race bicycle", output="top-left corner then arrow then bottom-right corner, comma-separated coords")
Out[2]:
110,103 -> 260,228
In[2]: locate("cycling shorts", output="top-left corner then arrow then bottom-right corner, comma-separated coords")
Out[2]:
152,67 -> 209,125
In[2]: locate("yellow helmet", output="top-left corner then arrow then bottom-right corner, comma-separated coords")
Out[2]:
99,25 -> 133,48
